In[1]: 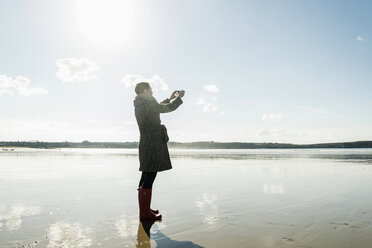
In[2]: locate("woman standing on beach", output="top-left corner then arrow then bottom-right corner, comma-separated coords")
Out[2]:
133,82 -> 185,221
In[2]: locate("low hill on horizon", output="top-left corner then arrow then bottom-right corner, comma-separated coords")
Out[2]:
1,140 -> 372,149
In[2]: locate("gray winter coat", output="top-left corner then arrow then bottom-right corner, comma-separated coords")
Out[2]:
134,93 -> 183,172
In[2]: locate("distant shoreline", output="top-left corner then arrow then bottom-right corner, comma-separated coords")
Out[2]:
1,141 -> 372,149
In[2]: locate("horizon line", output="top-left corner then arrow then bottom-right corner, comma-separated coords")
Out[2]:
1,140 -> 372,146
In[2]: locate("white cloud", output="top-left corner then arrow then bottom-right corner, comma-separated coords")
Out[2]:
197,84 -> 221,113
357,35 -> 366,41
47,221 -> 92,248
0,75 -> 48,96
195,97 -> 206,105
262,113 -> 283,121
276,128 -> 289,136
292,105 -> 343,117
204,84 -> 220,93
121,74 -> 168,92
297,130 -> 307,136
258,129 -> 286,137
258,128 -> 305,138
56,58 -> 100,83
203,102 -> 218,112
21,87 -> 48,96
196,97 -> 221,113
258,129 -> 271,136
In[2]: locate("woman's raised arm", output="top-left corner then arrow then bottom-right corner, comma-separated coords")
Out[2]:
154,97 -> 183,113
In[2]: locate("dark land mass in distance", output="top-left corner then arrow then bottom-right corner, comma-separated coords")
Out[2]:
1,140 -> 372,149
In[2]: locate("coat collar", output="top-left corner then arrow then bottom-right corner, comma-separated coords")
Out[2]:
135,93 -> 154,101
134,93 -> 157,107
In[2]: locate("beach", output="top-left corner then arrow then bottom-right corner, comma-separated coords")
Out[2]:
1,148 -> 372,248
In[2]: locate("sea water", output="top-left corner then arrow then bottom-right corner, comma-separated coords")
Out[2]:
1,148 -> 372,248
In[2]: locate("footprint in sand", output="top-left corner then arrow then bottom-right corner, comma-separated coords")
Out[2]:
330,222 -> 349,226
330,222 -> 361,229
282,237 -> 295,243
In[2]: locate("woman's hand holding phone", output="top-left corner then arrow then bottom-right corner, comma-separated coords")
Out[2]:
170,90 -> 185,100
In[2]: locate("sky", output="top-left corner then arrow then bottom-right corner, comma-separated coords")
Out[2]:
0,0 -> 371,144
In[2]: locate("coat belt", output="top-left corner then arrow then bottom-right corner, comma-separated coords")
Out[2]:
139,126 -> 162,132
139,125 -> 169,143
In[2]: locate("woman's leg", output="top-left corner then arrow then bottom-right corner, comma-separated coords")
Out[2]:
141,172 -> 157,189
138,172 -> 161,220
138,171 -> 159,213
138,172 -> 145,188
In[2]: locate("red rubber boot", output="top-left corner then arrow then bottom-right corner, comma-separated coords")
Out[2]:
137,187 -> 159,214
138,188 -> 162,221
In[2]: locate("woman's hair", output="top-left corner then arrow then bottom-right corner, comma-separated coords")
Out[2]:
135,82 -> 150,95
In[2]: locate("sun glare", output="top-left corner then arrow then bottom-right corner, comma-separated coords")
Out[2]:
75,0 -> 135,48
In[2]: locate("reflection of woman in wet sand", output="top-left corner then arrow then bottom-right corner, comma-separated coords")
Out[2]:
134,82 -> 185,221
136,221 -> 204,248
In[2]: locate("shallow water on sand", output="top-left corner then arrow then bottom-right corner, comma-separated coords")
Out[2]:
1,148 -> 372,248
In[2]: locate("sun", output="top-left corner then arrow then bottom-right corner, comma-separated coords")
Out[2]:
75,0 -> 135,48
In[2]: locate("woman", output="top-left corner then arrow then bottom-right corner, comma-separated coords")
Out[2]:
133,82 -> 185,221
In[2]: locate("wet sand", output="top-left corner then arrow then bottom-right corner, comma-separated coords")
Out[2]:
1,148 -> 372,247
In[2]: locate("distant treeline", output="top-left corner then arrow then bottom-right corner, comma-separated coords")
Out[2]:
1,140 -> 372,149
